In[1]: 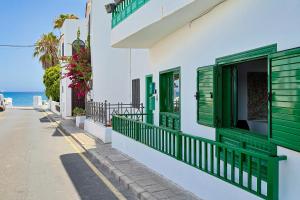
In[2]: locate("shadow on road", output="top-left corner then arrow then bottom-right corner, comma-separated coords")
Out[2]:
39,116 -> 51,123
52,129 -> 64,137
60,153 -> 118,200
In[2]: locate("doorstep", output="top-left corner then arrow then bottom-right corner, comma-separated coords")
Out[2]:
46,111 -> 201,200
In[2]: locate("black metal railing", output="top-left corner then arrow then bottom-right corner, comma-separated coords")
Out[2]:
86,101 -> 145,126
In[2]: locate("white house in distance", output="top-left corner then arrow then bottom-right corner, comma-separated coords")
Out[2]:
59,18 -> 88,119
99,0 -> 300,200
83,0 -> 150,143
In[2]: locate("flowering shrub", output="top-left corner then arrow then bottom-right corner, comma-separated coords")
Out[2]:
64,46 -> 92,98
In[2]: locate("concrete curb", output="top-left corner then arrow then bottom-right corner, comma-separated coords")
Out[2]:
48,113 -> 157,200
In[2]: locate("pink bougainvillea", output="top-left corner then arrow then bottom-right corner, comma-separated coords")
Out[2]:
64,47 -> 92,98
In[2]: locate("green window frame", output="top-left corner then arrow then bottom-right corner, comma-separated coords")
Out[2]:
145,74 -> 154,124
212,44 -> 278,156
159,67 -> 181,130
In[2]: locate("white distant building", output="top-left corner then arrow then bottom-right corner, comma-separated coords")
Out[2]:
59,18 -> 88,119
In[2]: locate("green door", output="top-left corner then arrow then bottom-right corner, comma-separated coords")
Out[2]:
270,47 -> 300,152
146,75 -> 154,124
159,69 -> 181,130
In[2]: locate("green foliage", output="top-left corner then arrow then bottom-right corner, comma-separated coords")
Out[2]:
73,107 -> 85,116
33,32 -> 59,69
43,65 -> 61,102
54,14 -> 79,29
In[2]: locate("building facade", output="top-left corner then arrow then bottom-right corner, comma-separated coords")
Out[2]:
60,0 -> 300,199
107,1 -> 300,200
84,0 -> 149,142
59,19 -> 88,118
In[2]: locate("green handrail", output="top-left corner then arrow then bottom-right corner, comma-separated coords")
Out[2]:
112,115 -> 287,200
112,0 -> 151,28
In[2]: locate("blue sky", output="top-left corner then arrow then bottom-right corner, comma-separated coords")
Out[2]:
0,0 -> 86,92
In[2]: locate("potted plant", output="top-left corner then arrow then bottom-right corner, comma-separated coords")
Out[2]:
73,107 -> 86,129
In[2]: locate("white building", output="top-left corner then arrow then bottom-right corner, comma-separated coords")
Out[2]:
59,0 -> 300,199
105,1 -> 300,200
59,19 -> 88,118
83,0 -> 150,143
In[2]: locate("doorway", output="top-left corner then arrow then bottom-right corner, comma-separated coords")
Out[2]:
145,75 -> 154,124
159,68 -> 181,130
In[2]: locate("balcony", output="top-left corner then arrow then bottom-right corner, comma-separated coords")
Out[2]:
111,0 -> 225,48
112,0 -> 150,28
112,115 -> 287,200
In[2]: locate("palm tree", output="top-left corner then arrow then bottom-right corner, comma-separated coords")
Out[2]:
33,32 -> 59,69
53,14 -> 79,30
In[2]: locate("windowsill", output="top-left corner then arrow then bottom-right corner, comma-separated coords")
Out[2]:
224,127 -> 268,140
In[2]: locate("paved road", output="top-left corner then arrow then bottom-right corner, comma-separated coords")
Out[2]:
0,108 -> 135,200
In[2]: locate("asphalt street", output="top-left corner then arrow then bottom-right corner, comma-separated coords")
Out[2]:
0,108 -> 135,200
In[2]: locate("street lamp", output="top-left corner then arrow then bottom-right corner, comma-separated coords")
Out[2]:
105,3 -> 116,14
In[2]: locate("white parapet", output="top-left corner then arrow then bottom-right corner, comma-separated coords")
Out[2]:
112,131 -> 261,200
33,96 -> 42,108
84,119 -> 112,143
49,100 -> 60,115
76,116 -> 86,129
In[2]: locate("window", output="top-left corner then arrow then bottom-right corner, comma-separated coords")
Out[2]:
62,43 -> 64,57
192,45 -> 279,157
160,70 -> 180,113
213,45 -> 279,156
159,68 -> 181,130
221,58 -> 268,136
132,79 -> 140,108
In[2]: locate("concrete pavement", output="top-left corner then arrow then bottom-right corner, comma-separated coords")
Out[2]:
0,108 -> 137,200
47,112 -> 201,200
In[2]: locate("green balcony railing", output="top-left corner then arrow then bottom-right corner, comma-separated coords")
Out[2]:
159,112 -> 180,131
112,0 -> 150,28
112,115 -> 287,200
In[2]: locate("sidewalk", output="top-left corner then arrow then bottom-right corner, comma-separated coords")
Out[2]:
46,111 -> 201,200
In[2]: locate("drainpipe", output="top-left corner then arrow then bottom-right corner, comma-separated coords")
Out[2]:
129,48 -> 132,103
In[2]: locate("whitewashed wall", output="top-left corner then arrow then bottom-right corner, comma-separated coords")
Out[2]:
91,0 -> 130,103
60,19 -> 88,118
113,0 -> 300,200
90,0 -> 150,104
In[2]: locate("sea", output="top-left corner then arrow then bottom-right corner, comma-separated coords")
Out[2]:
1,92 -> 48,107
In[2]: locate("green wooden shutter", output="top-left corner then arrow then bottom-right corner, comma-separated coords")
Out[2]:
270,47 -> 300,152
197,65 -> 215,127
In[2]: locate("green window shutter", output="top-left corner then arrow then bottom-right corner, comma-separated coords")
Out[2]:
270,47 -> 300,152
197,65 -> 216,127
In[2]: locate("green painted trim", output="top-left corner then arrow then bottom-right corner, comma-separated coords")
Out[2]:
269,47 -> 300,153
269,46 -> 300,59
216,44 -> 277,65
215,44 -> 278,143
268,55 -> 272,142
196,65 -> 216,127
159,66 -> 181,130
159,66 -> 181,75
145,74 -> 154,124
